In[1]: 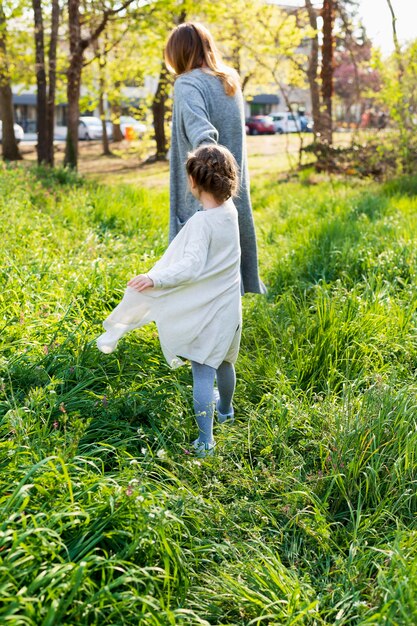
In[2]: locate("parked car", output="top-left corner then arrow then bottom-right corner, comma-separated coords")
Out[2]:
78,116 -> 103,140
104,116 -> 147,140
270,112 -> 301,134
245,115 -> 276,135
298,114 -> 313,132
0,121 -> 24,143
271,112 -> 313,134
119,115 -> 147,138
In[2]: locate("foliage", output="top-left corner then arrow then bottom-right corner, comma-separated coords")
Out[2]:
0,0 -> 34,87
303,130 -> 417,178
1,163 -> 417,623
334,35 -> 381,121
204,0 -> 309,96
373,41 -> 417,131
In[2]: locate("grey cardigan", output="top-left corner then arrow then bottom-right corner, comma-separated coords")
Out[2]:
169,68 -> 265,294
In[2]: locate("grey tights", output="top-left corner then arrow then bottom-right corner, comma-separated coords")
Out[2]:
191,360 -> 236,444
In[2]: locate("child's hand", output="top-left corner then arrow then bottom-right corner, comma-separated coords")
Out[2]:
128,274 -> 154,292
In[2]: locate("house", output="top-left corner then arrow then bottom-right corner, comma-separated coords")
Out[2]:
12,87 -> 67,131
245,87 -> 311,117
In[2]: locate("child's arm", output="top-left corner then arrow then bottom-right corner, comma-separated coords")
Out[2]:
129,216 -> 210,291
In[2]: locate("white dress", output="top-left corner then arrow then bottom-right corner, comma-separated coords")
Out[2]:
97,199 -> 242,369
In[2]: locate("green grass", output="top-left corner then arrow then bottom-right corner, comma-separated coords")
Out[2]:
1,162 -> 417,624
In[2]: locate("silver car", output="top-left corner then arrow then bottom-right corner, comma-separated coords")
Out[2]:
0,121 -> 24,143
78,116 -> 103,140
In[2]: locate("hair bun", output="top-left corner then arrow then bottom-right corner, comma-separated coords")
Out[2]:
186,145 -> 239,202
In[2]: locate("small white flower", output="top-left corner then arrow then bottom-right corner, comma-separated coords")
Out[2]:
141,447 -> 146,455
157,449 -> 166,459
130,459 -> 139,465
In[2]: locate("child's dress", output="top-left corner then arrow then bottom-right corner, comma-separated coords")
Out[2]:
97,199 -> 242,369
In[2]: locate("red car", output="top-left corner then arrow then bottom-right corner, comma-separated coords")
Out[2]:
245,115 -> 276,135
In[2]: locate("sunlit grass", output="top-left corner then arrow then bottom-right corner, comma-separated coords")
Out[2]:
1,163 -> 417,624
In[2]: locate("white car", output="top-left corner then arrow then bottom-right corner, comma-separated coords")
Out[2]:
78,116 -> 103,140
119,115 -> 147,138
270,112 -> 302,134
0,121 -> 24,143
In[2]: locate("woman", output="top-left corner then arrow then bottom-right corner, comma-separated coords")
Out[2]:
164,22 -> 265,294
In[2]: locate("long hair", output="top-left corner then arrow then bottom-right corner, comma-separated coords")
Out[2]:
164,22 -> 240,97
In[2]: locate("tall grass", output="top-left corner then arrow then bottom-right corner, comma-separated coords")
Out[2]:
1,163 -> 417,624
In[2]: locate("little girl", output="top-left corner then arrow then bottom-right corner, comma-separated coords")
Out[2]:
97,144 -> 241,457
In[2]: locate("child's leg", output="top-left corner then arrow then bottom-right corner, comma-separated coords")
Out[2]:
191,361 -> 216,444
216,361 -> 235,415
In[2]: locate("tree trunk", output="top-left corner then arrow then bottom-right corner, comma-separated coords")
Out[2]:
99,77 -> 111,155
0,3 -> 21,161
152,61 -> 170,160
33,0 -> 48,164
111,81 -> 124,142
386,0 -> 409,129
64,0 -> 135,167
305,0 -> 322,141
95,39 -> 111,156
99,96 -> 111,155
320,0 -> 334,144
0,83 -> 21,160
46,0 -> 60,166
64,51 -> 83,168
64,0 -> 84,169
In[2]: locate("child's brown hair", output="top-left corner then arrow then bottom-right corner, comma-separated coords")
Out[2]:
186,144 -> 239,203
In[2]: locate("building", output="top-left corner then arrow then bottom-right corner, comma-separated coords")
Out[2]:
12,87 -> 67,132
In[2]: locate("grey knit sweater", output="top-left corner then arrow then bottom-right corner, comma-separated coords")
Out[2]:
169,68 -> 265,294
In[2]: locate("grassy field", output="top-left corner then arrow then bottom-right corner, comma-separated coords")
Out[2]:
1,157 -> 417,625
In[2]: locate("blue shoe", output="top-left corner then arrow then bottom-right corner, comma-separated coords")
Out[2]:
213,388 -> 235,424
192,439 -> 216,458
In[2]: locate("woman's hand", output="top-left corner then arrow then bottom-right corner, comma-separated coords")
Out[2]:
127,274 -> 154,292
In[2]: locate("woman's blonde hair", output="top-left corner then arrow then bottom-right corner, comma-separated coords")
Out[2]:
164,22 -> 240,96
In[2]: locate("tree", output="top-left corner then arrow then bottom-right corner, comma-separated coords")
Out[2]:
64,0 -> 139,169
334,36 -> 380,123
385,0 -> 412,131
0,1 -> 21,160
47,0 -> 60,165
303,0 -> 362,144
305,0 -> 321,140
151,7 -> 186,161
152,60 -> 170,160
91,36 -> 112,156
373,9 -> 417,172
207,0 -> 300,96
80,17 -> 156,152
320,0 -> 334,144
32,0 -> 48,163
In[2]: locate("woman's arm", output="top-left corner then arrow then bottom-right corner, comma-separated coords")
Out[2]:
175,78 -> 219,148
